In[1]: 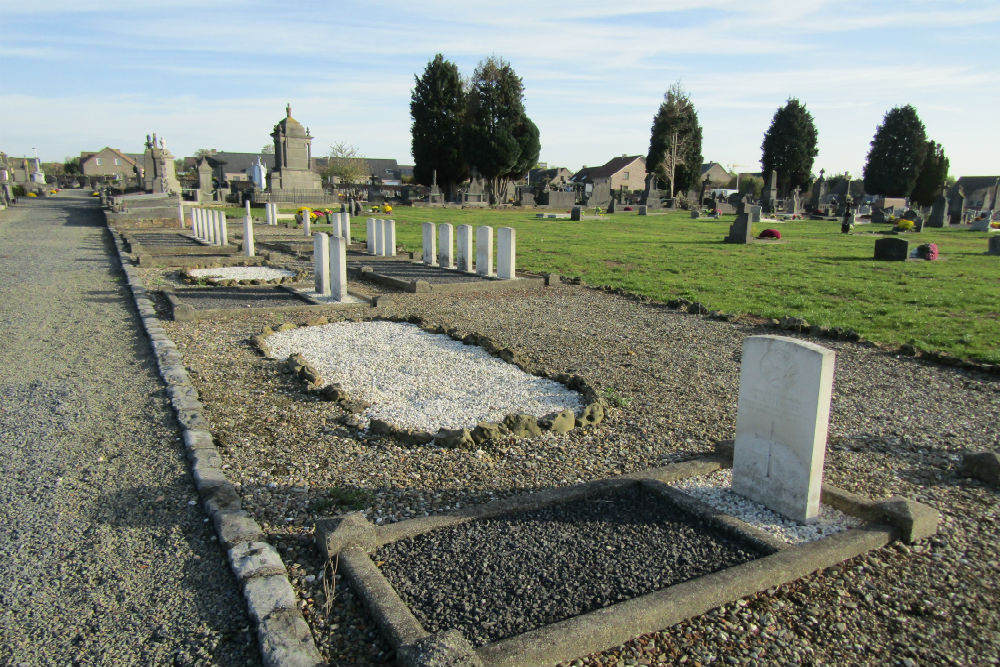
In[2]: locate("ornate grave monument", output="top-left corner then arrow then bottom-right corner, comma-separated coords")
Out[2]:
266,104 -> 325,201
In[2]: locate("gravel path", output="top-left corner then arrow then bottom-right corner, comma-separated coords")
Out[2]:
150,255 -> 1000,665
0,193 -> 258,666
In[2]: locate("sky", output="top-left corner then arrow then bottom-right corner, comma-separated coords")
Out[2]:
3,0 -> 999,178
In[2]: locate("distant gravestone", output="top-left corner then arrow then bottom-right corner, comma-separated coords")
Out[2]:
456,224 -> 473,272
764,170 -> 778,213
724,203 -> 753,244
476,226 -> 493,276
732,335 -> 836,524
971,217 -> 991,232
570,206 -> 582,221
988,236 -> 1000,255
638,205 -> 648,216
690,209 -> 700,219
497,227 -> 516,279
749,205 -> 762,224
874,237 -> 909,261
809,170 -> 826,211
437,223 -> 455,269
641,173 -> 661,210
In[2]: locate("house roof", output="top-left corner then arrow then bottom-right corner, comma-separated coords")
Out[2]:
80,147 -> 137,166
701,162 -> 730,175
571,155 -> 644,183
950,176 -> 1000,197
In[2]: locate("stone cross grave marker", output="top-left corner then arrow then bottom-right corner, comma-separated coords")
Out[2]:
476,226 -> 493,276
497,227 -> 516,279
725,203 -> 753,244
422,222 -> 438,266
314,232 -> 330,295
438,223 -> 455,269
456,224 -> 473,272
732,335 -> 836,524
874,237 -> 909,261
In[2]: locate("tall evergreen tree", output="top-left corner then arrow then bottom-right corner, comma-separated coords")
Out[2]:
410,54 -> 467,198
910,140 -> 949,207
462,56 -> 540,204
862,105 -> 928,197
646,82 -> 703,198
760,98 -> 818,196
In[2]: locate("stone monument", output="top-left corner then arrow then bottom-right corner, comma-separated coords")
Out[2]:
763,170 -> 778,214
732,335 -> 836,524
266,104 -> 324,199
809,169 -> 826,211
142,133 -> 181,195
928,192 -> 947,228
641,173 -> 661,210
428,169 -> 443,206
724,199 -> 755,244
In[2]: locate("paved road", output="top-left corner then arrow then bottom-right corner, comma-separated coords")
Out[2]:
0,192 -> 259,666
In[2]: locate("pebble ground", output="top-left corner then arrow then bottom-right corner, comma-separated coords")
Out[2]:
147,251 -> 1000,667
0,193 -> 258,667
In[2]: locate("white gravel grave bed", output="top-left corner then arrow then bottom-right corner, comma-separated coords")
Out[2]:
189,267 -> 296,282
266,321 -> 584,432
672,468 -> 862,544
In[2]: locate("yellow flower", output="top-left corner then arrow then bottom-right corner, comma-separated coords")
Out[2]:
897,219 -> 914,230
27,192 -> 37,197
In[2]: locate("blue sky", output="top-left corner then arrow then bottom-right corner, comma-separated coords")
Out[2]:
4,0 -> 999,178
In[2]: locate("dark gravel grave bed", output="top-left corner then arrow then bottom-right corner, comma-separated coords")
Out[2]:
375,483 -> 772,647
171,286 -> 309,310
348,258 -> 497,285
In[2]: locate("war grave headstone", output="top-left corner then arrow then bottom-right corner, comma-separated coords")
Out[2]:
383,219 -> 396,257
375,218 -> 385,256
366,218 -> 376,254
314,232 -> 331,295
438,223 -> 455,269
243,213 -> 255,257
874,237 -> 909,261
329,235 -> 348,301
476,226 -> 493,276
732,336 -> 834,523
341,211 -> 351,241
456,224 -> 473,272
316,328 -> 939,666
423,222 -> 438,266
497,227 -> 515,280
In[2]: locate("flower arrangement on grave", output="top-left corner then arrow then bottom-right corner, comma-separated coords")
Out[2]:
916,243 -> 939,260
27,192 -> 37,197
383,204 -> 393,214
91,191 -> 99,196
758,228 -> 781,239
896,219 -> 915,231
991,221 -> 1000,229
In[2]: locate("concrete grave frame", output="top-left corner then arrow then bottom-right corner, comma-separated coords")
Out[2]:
179,263 -> 307,287
165,284 -> 374,322
316,447 -> 938,667
252,315 -> 607,447
349,261 -> 545,295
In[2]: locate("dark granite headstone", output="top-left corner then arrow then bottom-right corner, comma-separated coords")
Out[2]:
928,195 -> 947,228
872,207 -> 887,223
989,236 -> 1000,256
570,206 -> 582,221
809,170 -> 826,211
690,209 -> 700,219
874,237 -> 909,261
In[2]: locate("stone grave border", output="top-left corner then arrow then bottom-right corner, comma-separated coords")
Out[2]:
316,446 -> 938,667
179,264 -> 308,287
164,284 -> 374,322
105,227 -> 325,667
252,315 -> 607,448
121,229 -> 232,256
351,262 -> 546,295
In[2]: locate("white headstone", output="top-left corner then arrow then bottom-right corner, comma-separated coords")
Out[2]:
476,226 -> 493,276
731,335 -> 836,524
366,218 -> 377,254
422,222 -> 438,265
206,210 -> 216,244
497,226 -> 516,279
178,201 -> 185,228
375,218 -> 385,256
267,203 -> 276,225
341,211 -> 351,241
302,210 -> 311,236
437,223 -> 455,268
329,235 -> 347,301
328,212 -> 340,238
243,215 -> 255,257
244,200 -> 251,217
456,224 -> 473,272
193,208 -> 202,239
383,219 -> 396,257
314,232 -> 330,295
218,210 -> 228,246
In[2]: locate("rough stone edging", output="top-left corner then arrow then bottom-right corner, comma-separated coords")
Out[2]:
106,225 -> 325,667
252,315 -> 609,448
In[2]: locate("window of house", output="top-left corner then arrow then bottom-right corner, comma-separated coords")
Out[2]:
114,158 -> 120,165
95,158 -> 102,166
623,171 -> 629,180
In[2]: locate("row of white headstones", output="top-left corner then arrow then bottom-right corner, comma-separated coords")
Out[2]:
420,222 -> 517,279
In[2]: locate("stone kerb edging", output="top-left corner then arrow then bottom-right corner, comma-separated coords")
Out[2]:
106,227 -> 325,667
180,265 -> 308,287
315,458 -> 938,667
252,315 -> 607,448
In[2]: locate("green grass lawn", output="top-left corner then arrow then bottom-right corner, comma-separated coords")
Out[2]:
234,205 -> 1000,363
